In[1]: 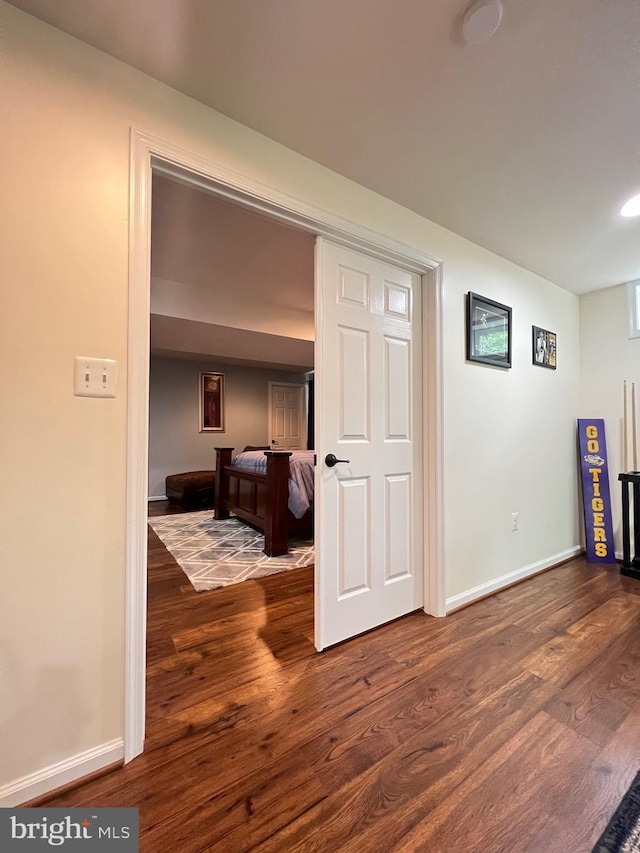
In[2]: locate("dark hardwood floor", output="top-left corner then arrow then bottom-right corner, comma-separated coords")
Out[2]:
41,504 -> 640,851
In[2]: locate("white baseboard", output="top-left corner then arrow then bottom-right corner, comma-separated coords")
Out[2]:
148,495 -> 167,502
445,546 -> 583,613
0,738 -> 124,807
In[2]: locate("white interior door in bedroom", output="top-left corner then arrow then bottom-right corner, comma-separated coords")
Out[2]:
268,383 -> 306,450
315,238 -> 424,650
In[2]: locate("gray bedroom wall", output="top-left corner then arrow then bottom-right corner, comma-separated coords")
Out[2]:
149,356 -> 308,498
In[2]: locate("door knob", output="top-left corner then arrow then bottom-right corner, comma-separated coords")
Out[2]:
271,439 -> 279,445
325,453 -> 350,467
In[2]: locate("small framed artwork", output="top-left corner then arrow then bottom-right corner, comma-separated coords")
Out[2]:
532,326 -> 557,369
466,292 -> 512,368
199,372 -> 225,432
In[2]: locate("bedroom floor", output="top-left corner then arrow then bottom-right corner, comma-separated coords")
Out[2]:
34,513 -> 640,852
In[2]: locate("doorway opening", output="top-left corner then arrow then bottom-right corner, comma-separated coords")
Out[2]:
145,174 -> 316,743
125,131 -> 444,762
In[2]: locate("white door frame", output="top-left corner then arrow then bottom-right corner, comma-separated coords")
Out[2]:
268,381 -> 308,449
125,128 -> 445,762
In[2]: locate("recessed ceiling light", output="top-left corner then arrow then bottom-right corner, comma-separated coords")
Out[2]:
462,0 -> 503,45
621,194 -> 640,217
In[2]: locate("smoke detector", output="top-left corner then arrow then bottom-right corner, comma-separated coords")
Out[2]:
462,0 -> 503,45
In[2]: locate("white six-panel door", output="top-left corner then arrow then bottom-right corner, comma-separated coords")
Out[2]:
315,239 -> 423,650
269,383 -> 306,450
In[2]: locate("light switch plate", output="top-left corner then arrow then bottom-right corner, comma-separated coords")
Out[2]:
74,357 -> 117,398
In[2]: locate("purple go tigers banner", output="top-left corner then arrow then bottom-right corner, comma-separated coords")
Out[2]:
577,419 -> 616,563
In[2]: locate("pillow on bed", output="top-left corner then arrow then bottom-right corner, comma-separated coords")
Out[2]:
243,445 -> 270,452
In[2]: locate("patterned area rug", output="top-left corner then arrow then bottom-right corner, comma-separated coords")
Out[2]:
148,510 -> 314,592
593,770 -> 640,852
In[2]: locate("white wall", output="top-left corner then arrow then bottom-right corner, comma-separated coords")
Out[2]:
579,284 -> 640,553
0,2 -> 581,800
443,272 -> 581,607
149,358 -> 307,497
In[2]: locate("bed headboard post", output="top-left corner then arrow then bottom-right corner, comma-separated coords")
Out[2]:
214,447 -> 234,518
263,451 -> 292,557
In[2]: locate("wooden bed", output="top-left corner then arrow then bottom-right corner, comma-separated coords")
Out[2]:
214,446 -> 314,557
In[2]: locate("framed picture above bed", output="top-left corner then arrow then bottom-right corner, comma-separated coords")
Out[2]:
199,372 -> 225,432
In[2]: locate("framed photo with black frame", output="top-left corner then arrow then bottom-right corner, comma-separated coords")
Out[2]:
466,292 -> 512,368
532,326 -> 557,369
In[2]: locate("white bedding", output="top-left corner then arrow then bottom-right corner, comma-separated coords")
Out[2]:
231,450 -> 315,519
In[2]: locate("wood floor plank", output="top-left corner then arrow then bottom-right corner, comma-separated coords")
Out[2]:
36,512 -> 640,852
543,616 -> 640,746
388,712 -> 599,853
521,595 -> 640,687
524,700 -> 640,852
258,675 -> 558,853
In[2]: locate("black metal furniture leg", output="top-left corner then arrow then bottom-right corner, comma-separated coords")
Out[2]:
619,473 -> 640,578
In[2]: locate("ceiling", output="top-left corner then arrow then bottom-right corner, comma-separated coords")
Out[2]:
150,175 -> 315,370
151,175 -> 314,334
8,0 -> 640,294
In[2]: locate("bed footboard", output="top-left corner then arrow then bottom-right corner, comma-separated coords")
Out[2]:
214,447 -> 293,557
